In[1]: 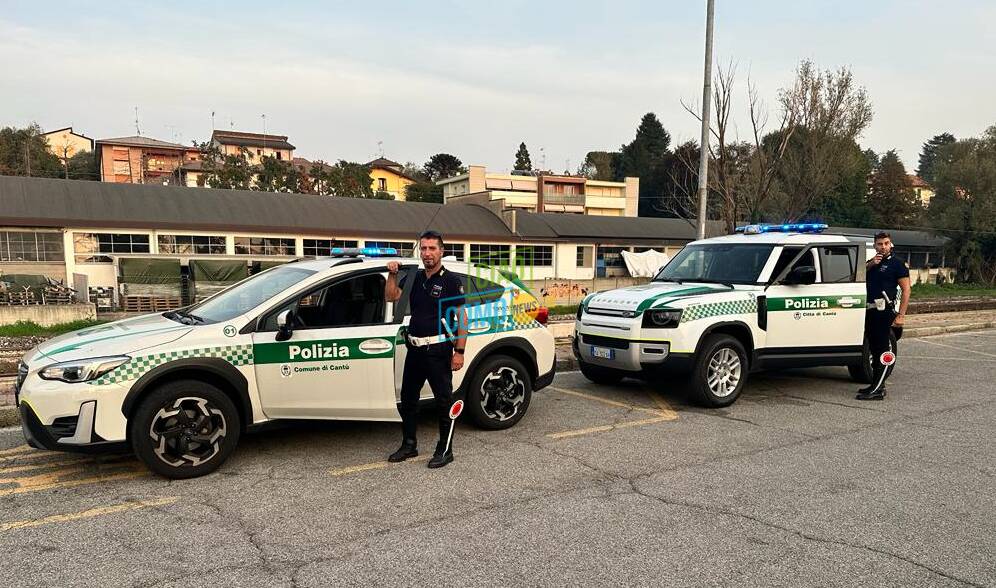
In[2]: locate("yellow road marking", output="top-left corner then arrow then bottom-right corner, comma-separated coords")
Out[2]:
647,391 -> 680,420
0,457 -> 94,475
547,416 -> 673,439
547,386 -> 663,416
903,355 -> 996,362
0,445 -> 39,459
0,497 -> 178,533
330,455 -> 430,477
0,470 -> 148,497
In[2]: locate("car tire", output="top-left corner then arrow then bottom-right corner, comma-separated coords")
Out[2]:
579,360 -> 625,385
689,334 -> 748,408
465,354 -> 532,430
848,332 -> 899,384
129,379 -> 241,479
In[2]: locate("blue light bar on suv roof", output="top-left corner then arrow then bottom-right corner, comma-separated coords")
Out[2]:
329,247 -> 399,257
734,223 -> 829,235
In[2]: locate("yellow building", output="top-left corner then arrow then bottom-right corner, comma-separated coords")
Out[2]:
909,175 -> 935,207
367,157 -> 416,200
438,165 -> 639,216
42,127 -> 94,160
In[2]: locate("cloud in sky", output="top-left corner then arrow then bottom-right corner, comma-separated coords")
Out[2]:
2,0 -> 994,173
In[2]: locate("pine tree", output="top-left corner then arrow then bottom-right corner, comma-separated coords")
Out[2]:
868,150 -> 918,225
916,132 -> 956,185
617,112 -> 672,216
514,142 -> 532,171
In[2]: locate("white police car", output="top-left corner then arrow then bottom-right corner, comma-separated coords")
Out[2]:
15,249 -> 555,478
575,224 -> 884,406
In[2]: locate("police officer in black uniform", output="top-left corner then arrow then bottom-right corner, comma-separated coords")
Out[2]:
858,231 -> 911,400
384,230 -> 467,468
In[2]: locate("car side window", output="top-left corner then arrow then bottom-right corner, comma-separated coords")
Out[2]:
262,273 -> 387,331
819,246 -> 858,283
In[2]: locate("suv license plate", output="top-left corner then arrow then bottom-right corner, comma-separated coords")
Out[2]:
590,346 -> 614,360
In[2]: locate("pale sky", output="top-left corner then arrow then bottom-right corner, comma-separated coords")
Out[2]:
2,0 -> 993,174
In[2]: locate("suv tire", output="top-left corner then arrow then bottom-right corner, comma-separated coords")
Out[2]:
690,334 -> 748,408
848,332 -> 899,384
465,355 -> 532,430
130,379 -> 241,479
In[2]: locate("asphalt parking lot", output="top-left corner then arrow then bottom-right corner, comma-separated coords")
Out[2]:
1,330 -> 994,587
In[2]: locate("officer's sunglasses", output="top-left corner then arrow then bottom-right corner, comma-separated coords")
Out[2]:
418,230 -> 443,240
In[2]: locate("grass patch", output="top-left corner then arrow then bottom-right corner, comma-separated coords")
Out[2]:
0,319 -> 108,337
546,304 -> 580,317
911,282 -> 996,299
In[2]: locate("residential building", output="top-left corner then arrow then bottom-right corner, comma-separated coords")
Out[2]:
367,157 -> 416,200
95,136 -> 200,185
438,165 -> 639,216
211,130 -> 295,164
909,175 -> 935,207
42,127 -> 94,160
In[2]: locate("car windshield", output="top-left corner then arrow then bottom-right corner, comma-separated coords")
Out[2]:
654,244 -> 775,285
177,265 -> 317,324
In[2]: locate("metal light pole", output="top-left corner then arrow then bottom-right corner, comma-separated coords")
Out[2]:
695,0 -> 715,240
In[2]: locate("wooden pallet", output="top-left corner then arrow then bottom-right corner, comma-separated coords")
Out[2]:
121,296 -> 182,312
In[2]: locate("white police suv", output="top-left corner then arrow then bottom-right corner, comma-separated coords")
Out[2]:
575,224 -> 883,407
15,249 -> 555,478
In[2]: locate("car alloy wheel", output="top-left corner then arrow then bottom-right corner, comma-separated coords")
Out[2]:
149,396 -> 228,467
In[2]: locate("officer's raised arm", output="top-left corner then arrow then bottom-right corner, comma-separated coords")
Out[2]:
385,261 -> 402,302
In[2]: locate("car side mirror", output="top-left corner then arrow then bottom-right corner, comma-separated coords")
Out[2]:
275,309 -> 294,341
784,265 -> 817,286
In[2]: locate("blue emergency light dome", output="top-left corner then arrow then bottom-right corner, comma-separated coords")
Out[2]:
735,223 -> 828,235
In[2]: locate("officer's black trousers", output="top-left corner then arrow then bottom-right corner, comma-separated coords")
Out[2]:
865,308 -> 897,391
398,342 -> 454,451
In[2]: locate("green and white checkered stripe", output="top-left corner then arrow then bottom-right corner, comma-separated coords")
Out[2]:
89,344 -> 254,386
680,299 -> 757,323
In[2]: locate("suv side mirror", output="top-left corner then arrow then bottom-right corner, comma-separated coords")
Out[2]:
784,265 -> 817,286
275,309 -> 295,341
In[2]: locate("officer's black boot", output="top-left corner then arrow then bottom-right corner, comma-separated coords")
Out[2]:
428,423 -> 454,469
856,364 -> 887,400
388,439 -> 418,462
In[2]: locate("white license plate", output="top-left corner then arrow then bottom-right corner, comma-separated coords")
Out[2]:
590,346 -> 614,360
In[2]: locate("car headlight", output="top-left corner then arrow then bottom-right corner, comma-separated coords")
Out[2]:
642,309 -> 682,328
39,356 -> 131,383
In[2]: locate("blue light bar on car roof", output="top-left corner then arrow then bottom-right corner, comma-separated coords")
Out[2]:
329,247 -> 399,257
734,223 -> 829,235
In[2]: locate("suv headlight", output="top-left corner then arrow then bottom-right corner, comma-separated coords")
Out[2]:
642,309 -> 682,328
39,356 -> 131,384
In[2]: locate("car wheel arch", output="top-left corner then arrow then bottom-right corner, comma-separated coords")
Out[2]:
695,321 -> 755,367
121,358 -> 253,433
456,337 -> 537,399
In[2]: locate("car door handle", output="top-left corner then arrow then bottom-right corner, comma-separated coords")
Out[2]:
358,338 -> 394,354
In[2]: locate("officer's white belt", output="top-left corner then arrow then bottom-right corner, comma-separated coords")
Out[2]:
407,334 -> 448,347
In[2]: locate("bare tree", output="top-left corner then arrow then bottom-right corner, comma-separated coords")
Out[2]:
678,62 -> 798,232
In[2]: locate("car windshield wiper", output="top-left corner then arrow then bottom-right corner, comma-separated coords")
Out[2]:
170,309 -> 205,325
652,277 -> 684,284
690,278 -> 736,289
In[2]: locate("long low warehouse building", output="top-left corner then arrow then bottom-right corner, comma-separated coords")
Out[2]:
0,176 -> 950,309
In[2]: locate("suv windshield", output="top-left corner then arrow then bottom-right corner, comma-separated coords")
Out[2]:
177,265 -> 317,324
654,244 -> 775,285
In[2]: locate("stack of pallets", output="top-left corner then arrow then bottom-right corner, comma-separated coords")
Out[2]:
121,296 -> 183,313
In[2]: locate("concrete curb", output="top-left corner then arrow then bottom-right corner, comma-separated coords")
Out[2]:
1,323 -> 993,429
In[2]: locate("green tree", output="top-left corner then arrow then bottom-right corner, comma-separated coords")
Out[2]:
867,150 -> 918,225
616,112 -> 673,216
0,123 -> 64,178
197,142 -> 253,190
815,140 -> 874,226
514,142 -> 532,171
916,132 -> 956,185
254,155 -> 291,192
404,182 -> 444,203
929,125 -> 996,284
577,151 -> 619,180
66,150 -> 99,181
423,153 -> 465,181
327,160 -> 375,198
